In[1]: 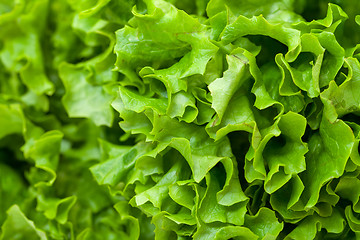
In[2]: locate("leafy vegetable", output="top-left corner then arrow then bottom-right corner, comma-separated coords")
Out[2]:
2,0 -> 360,239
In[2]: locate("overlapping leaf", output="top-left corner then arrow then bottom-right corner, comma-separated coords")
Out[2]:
2,0 -> 360,239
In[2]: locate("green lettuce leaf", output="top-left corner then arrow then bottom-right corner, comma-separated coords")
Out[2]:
2,0 -> 360,239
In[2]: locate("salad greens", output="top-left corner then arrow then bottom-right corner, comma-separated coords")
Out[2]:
1,0 -> 360,239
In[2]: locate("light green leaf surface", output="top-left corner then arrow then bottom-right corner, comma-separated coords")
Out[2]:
1,0 -> 360,239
